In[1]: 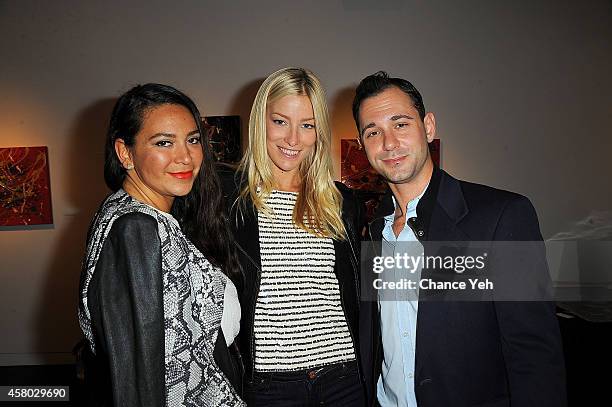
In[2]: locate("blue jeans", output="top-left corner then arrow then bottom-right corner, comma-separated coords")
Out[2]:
245,361 -> 365,406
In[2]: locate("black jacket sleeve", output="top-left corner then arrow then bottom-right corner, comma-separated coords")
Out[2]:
88,212 -> 165,407
492,196 -> 567,407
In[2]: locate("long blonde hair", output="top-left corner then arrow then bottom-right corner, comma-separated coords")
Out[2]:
237,67 -> 346,240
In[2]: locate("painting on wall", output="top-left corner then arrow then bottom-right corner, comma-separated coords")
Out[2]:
0,146 -> 53,226
202,115 -> 241,164
341,139 -> 387,193
340,138 -> 441,222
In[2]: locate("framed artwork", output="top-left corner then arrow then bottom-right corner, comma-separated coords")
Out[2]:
0,146 -> 53,226
340,139 -> 387,193
202,115 -> 241,164
340,138 -> 441,222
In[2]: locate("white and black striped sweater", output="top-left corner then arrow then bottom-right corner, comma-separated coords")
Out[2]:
254,190 -> 356,372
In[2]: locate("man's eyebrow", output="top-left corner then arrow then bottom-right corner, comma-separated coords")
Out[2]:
359,113 -> 415,136
360,122 -> 375,136
390,114 -> 414,121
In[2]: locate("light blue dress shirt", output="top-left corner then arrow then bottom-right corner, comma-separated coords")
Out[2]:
377,191 -> 425,407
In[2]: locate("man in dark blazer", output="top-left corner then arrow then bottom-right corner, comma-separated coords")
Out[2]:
353,71 -> 566,407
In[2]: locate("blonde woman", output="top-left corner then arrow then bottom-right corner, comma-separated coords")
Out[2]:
219,67 -> 365,406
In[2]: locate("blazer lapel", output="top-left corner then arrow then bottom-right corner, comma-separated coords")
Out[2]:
415,169 -> 470,379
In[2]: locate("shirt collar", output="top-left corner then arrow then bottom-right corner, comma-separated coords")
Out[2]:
384,183 -> 429,222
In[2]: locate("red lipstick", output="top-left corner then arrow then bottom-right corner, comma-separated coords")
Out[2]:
169,171 -> 193,179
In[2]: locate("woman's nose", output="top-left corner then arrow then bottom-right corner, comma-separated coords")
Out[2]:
284,127 -> 299,146
175,143 -> 193,164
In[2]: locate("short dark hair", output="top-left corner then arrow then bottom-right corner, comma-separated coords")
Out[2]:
352,71 -> 426,135
103,83 -> 240,281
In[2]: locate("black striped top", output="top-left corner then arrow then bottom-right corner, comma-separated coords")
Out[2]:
254,190 -> 355,372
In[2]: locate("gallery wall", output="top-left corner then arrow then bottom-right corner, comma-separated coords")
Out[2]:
1,0 -> 611,365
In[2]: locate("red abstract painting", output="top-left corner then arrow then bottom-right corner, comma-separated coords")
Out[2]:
0,146 -> 53,226
340,139 -> 387,192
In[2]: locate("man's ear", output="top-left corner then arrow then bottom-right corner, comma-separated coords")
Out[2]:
114,138 -> 133,169
424,112 -> 436,143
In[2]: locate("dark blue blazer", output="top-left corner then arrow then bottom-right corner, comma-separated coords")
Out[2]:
360,167 -> 566,407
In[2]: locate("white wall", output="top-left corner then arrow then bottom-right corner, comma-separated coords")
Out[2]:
1,0 -> 611,365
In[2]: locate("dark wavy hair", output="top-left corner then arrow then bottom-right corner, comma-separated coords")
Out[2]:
352,71 -> 426,137
104,83 -> 240,281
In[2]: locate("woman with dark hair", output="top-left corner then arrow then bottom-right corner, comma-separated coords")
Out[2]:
78,83 -> 245,406
220,67 -> 365,406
